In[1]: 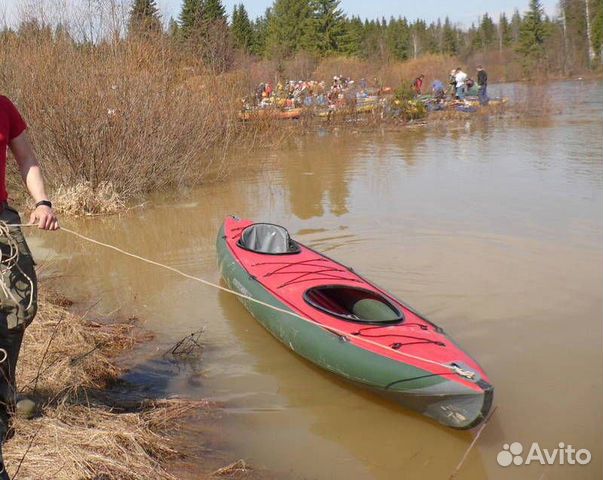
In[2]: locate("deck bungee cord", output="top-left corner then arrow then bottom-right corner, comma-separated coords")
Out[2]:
0,221 -> 476,381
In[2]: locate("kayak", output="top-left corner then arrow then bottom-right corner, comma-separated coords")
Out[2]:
464,97 -> 508,108
239,107 -> 302,121
355,96 -> 380,113
356,102 -> 380,114
217,217 -> 493,429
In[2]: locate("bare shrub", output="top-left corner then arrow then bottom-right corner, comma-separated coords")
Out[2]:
508,83 -> 556,116
0,30 -> 271,212
284,51 -> 320,80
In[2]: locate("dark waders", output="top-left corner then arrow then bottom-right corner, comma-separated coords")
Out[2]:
0,204 -> 38,480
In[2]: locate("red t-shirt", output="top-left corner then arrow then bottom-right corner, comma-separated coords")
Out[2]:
0,95 -> 27,202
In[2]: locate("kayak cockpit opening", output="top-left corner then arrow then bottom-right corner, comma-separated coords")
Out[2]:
238,223 -> 301,255
304,285 -> 404,324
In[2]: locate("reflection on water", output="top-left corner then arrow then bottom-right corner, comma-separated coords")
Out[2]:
281,135 -> 352,218
29,81 -> 602,479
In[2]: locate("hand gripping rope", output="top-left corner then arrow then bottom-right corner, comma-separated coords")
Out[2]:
0,221 -> 476,381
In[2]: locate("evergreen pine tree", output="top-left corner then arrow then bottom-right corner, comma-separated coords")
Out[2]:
340,16 -> 364,56
309,0 -> 347,55
362,18 -> 388,61
442,17 -> 458,55
517,0 -> 549,72
510,8 -> 522,43
265,0 -> 313,58
251,9 -> 271,56
201,0 -> 231,71
499,13 -> 512,48
434,18 -> 443,53
386,17 -> 410,60
178,0 -> 202,38
232,3 -> 253,51
479,13 -> 496,49
424,21 -> 439,54
128,0 -> 162,36
409,20 -> 428,58
466,22 -> 480,54
203,0 -> 227,23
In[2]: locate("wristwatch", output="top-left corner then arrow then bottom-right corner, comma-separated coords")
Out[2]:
35,200 -> 53,209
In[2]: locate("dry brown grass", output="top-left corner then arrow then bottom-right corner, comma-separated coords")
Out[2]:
52,182 -> 126,216
312,54 -> 459,89
5,401 -> 193,480
3,292 -> 206,479
14,295 -> 137,397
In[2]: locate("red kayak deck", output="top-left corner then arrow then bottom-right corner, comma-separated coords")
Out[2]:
224,217 -> 488,392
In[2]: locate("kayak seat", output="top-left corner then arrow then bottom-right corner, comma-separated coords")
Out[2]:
304,286 -> 403,324
238,223 -> 301,255
352,299 -> 400,322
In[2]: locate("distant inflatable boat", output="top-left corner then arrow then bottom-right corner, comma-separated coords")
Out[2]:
239,107 -> 303,121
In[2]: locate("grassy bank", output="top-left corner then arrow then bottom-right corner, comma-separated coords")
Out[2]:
3,291 -> 207,479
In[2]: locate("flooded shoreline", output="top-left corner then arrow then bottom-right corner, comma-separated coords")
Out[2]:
26,79 -> 603,479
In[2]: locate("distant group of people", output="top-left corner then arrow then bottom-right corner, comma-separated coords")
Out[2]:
251,75 -> 377,110
250,65 -> 491,114
449,65 -> 488,103
255,80 -> 329,108
412,65 -> 489,105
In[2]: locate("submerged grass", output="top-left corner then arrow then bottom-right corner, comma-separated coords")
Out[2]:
51,182 -> 126,216
3,292 -> 207,479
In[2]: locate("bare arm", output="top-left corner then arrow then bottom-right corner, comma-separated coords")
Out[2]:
9,131 -> 59,230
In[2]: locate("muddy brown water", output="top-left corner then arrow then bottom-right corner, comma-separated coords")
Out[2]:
28,80 -> 602,479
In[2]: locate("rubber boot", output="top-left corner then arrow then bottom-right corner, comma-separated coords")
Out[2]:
0,328 -> 24,442
0,442 -> 9,480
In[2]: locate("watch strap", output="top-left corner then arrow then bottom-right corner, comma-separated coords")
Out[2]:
35,200 -> 53,209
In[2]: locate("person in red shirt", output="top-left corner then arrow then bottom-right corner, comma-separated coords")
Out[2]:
412,74 -> 425,95
0,95 -> 58,479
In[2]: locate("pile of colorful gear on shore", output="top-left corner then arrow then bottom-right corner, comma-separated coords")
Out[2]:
240,72 -> 506,121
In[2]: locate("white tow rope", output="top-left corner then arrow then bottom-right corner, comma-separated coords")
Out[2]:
3,222 -> 476,381
0,221 -> 35,311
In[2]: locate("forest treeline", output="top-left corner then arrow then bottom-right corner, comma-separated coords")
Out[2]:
149,0 -> 599,76
3,0 -> 601,79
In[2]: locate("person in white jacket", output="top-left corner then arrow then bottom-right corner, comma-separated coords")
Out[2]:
454,67 -> 468,100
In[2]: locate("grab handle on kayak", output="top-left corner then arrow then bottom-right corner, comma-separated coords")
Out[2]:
450,362 -> 478,381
